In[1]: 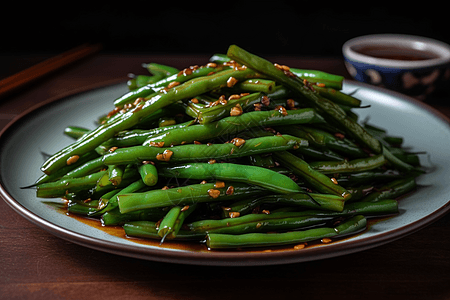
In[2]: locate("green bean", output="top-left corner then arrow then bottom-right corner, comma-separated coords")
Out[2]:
206,215 -> 367,249
293,145 -> 345,161
225,192 -> 346,216
189,213 -> 331,235
117,182 -> 265,214
230,79 -> 276,94
103,135 -> 307,165
157,162 -> 303,195
64,126 -> 90,140
113,65 -> 220,107
313,85 -> 362,107
36,170 -> 107,198
158,206 -> 182,239
227,45 -> 418,172
127,74 -> 165,91
138,162 -> 158,186
332,170 -> 404,187
193,199 -> 397,235
187,92 -> 266,124
108,164 -> 126,186
160,204 -> 198,240
97,120 -> 196,152
277,125 -> 367,158
144,62 -> 179,78
289,68 -> 344,90
361,177 -> 416,202
272,151 -> 351,200
123,221 -> 206,241
209,53 -> 344,90
89,178 -> 149,216
309,154 -> 387,174
67,200 -> 101,215
40,67 -> 261,175
33,151 -> 100,185
101,207 -> 168,226
143,108 -> 324,147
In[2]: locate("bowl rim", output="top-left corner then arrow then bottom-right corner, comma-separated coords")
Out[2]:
342,34 -> 450,69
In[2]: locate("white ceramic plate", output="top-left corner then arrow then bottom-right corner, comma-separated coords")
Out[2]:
1,80 -> 449,266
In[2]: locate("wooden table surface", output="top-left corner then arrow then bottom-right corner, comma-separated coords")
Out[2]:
1,53 -> 449,300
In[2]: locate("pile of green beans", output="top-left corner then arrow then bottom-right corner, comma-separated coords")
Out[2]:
30,45 -> 426,251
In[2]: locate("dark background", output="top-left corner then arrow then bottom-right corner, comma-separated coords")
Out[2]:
2,2 -> 449,57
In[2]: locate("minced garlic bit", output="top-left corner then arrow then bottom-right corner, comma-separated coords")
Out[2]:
322,238 -> 332,244
228,94 -> 241,101
229,212 -> 240,218
66,155 -> 79,165
156,149 -> 173,161
275,105 -> 288,116
215,181 -> 225,188
331,177 -> 339,185
149,141 -> 165,148
108,146 -> 118,153
286,99 -> 296,109
208,159 -> 216,164
262,209 -> 270,215
167,81 -> 180,89
274,63 -> 290,71
208,189 -> 221,198
181,205 -> 190,212
230,137 -> 246,147
190,98 -> 199,103
230,104 -> 243,116
261,95 -> 270,106
227,76 -> 238,87
226,185 -> 234,195
316,83 -> 326,87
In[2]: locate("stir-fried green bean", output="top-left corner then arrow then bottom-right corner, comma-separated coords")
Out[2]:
30,45 -> 427,251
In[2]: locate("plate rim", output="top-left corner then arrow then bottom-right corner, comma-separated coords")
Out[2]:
1,79 -> 450,266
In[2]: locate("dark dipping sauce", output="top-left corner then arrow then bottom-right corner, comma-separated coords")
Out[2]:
353,45 -> 440,61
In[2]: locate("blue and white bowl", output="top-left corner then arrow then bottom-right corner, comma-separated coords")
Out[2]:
343,34 -> 450,100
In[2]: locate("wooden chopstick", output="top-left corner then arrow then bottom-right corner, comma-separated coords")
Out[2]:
0,43 -> 102,97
